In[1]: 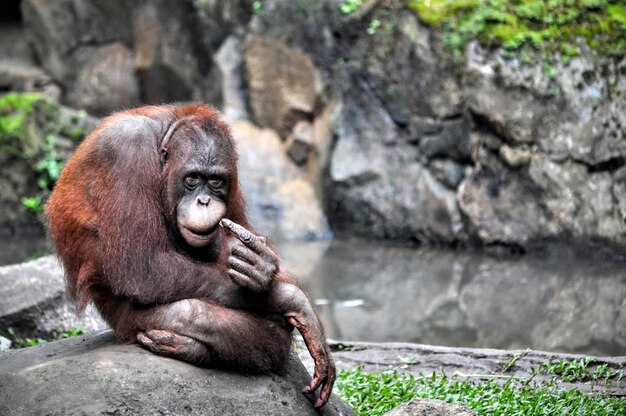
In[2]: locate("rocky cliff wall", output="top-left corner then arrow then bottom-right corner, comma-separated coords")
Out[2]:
2,0 -> 625,250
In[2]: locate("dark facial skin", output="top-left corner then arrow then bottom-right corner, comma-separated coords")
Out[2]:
166,126 -> 230,249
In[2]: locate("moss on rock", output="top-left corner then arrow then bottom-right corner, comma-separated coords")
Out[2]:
408,0 -> 626,62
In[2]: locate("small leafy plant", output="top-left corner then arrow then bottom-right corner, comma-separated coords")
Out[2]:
340,0 -> 364,14
1,326 -> 87,352
4,327 -> 46,348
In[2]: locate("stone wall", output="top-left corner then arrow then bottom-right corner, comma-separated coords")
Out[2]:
2,0 -> 625,249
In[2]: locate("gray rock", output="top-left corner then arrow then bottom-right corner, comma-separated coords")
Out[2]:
499,144 -> 533,168
244,35 -> 323,137
527,155 -> 622,241
64,43 -> 140,115
233,120 -> 331,240
0,23 -> 60,98
132,0 -> 222,108
464,59 -> 552,144
429,159 -> 465,189
409,115 -> 444,141
355,8 -> 463,123
193,0 -> 255,42
464,42 -> 626,167
0,331 -> 355,416
215,35 -> 249,121
286,120 -> 316,165
419,114 -> 473,161
384,399 -> 476,416
0,256 -> 107,340
21,0 -> 138,114
21,0 -> 132,82
457,153 -> 550,245
0,23 -> 35,63
246,0 -> 338,67
0,336 -> 10,351
327,82 -> 464,242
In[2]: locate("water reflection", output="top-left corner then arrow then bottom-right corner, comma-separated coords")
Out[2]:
276,240 -> 626,357
1,236 -> 624,356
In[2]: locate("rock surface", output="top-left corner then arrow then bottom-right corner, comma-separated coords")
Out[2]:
232,120 -> 331,240
0,331 -> 355,416
0,256 -> 107,340
384,399 -> 476,416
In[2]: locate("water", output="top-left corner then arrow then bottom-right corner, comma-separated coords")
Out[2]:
275,239 -> 626,357
2,236 -> 624,356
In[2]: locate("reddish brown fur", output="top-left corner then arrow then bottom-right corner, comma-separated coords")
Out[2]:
47,104 -> 292,372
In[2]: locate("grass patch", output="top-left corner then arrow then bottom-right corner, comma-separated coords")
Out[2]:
407,0 -> 626,62
336,366 -> 626,416
539,357 -> 625,382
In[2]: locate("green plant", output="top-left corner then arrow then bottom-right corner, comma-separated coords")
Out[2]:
540,357 -> 625,382
336,366 -> 626,416
340,0 -> 364,14
0,93 -> 50,160
1,326 -> 86,352
503,348 -> 532,371
55,327 -> 86,339
0,93 -> 68,214
35,134 -> 63,191
5,327 -> 46,348
22,196 -> 43,215
252,0 -> 263,14
367,18 -> 382,35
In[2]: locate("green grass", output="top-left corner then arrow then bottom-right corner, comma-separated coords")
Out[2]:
407,0 -> 626,62
539,357 -> 625,382
336,366 -> 626,416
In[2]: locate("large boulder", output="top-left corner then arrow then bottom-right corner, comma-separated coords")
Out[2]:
0,23 -> 60,99
460,44 -> 626,247
132,0 -> 222,107
0,331 -> 354,416
0,256 -> 106,340
326,81 -> 464,242
244,35 -> 323,137
233,120 -> 331,240
21,0 -> 140,115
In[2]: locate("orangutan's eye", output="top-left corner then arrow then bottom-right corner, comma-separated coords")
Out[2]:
208,179 -> 223,189
184,175 -> 201,189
